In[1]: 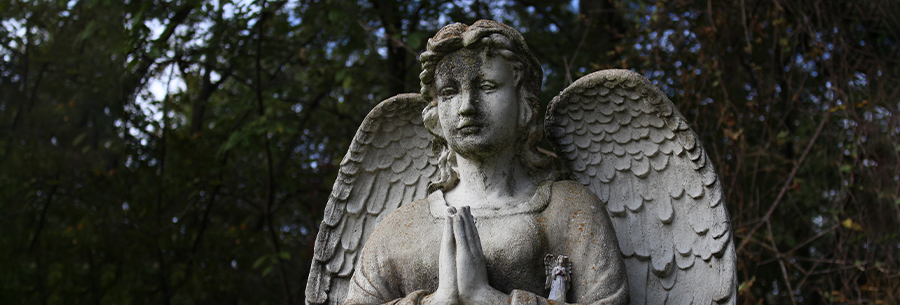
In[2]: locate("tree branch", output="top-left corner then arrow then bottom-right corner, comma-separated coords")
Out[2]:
737,111 -> 830,253
27,183 -> 58,254
254,1 -> 293,304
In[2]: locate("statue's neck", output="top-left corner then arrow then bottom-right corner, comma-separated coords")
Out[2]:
444,149 -> 538,209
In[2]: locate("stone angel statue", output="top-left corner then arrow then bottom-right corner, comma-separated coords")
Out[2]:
305,20 -> 736,305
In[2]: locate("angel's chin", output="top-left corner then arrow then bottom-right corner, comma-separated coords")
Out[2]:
448,138 -> 510,159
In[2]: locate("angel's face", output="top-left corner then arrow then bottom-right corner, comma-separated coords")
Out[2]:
434,48 -> 520,159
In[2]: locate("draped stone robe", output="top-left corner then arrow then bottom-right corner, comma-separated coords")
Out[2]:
344,180 -> 629,305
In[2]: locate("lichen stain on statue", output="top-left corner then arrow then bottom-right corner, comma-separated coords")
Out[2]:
306,20 -> 737,305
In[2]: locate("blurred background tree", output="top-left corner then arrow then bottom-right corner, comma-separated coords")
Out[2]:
1,0 -> 897,304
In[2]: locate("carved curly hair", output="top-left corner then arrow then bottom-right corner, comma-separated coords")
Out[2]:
419,20 -> 554,192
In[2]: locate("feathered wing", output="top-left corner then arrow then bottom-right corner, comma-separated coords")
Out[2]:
305,94 -> 439,305
545,70 -> 737,305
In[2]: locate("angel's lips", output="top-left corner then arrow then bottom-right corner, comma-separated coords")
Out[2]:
456,122 -> 483,134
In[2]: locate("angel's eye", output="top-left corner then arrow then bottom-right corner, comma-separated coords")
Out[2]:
479,81 -> 497,90
439,87 -> 458,97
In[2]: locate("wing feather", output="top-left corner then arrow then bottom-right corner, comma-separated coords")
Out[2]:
675,252 -> 695,270
340,214 -> 364,251
649,219 -> 674,276
629,207 -> 650,259
338,251 -> 358,277
624,258 -> 648,305
546,70 -> 736,305
646,268 -> 669,304
306,94 -> 438,305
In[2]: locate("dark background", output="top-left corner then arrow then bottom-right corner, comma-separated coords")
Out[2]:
1,0 -> 898,304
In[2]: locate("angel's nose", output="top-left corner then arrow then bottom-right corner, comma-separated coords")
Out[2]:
458,89 -> 477,116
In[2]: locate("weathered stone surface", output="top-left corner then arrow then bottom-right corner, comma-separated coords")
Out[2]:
306,20 -> 736,305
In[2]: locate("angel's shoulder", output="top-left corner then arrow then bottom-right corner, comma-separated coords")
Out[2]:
546,180 -> 611,222
381,196 -> 433,225
549,180 -> 603,209
364,196 -> 439,247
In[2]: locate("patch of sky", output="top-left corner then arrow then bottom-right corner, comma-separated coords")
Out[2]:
284,1 -> 302,26
838,118 -> 857,129
862,158 -> 877,167
548,24 -> 559,33
689,42 -> 701,53
568,0 -> 580,11
488,3 -> 507,21
659,29 -> 676,53
668,13 -> 680,22
849,72 -> 867,88
346,51 -> 361,67
2,19 -> 27,51
136,64 -> 185,134
873,105 -> 891,119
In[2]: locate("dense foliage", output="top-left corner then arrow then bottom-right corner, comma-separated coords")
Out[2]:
1,0 -> 898,304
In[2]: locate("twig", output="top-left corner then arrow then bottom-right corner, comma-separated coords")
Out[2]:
795,260 -> 821,292
740,0 -> 752,53
562,55 -> 573,85
27,183 -> 58,254
356,20 -> 418,59
154,60 -> 177,305
255,1 -> 292,304
537,147 -> 557,158
567,19 -> 592,71
786,224 -> 840,255
737,112 -> 830,253
768,221 -> 797,305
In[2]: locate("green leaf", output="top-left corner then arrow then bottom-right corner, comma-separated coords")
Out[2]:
73,133 -> 87,146
75,20 -> 100,44
328,10 -> 341,22
776,130 -> 789,141
842,218 -> 864,232
342,75 -> 353,89
252,256 -> 267,270
738,276 -> 755,293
